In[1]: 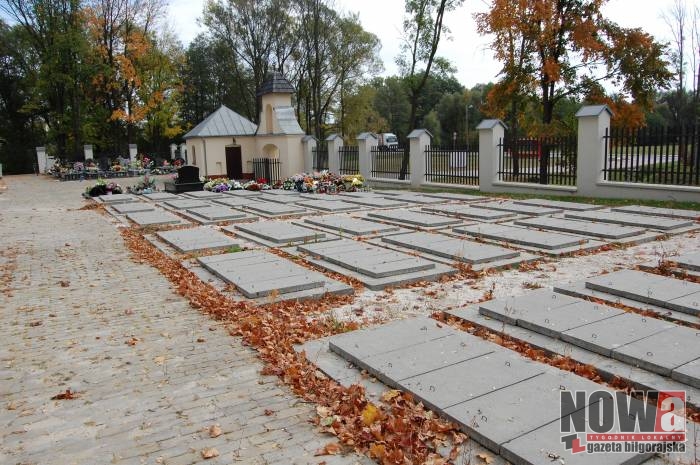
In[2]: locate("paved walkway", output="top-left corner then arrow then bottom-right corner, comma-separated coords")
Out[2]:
0,175 -> 370,465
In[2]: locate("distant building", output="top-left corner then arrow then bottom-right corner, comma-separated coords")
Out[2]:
183,72 -> 305,180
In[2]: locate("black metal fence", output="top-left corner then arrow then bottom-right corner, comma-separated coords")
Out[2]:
497,135 -> 577,186
424,144 -> 479,185
252,157 -> 281,183
338,145 -> 359,175
370,146 -> 409,179
312,143 -> 328,171
603,125 -> 700,186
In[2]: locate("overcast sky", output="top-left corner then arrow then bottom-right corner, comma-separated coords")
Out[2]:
170,0 -> 686,88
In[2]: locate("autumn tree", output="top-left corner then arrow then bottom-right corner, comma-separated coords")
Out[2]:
476,0 -> 672,129
83,0 -> 170,153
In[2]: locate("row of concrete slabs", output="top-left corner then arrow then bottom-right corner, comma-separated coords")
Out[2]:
320,317 -> 655,465
475,287 -> 700,387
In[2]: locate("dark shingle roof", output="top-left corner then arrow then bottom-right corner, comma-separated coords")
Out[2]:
183,105 -> 257,138
257,71 -> 295,96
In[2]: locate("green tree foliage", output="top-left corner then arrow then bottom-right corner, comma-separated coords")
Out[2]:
0,20 -> 45,172
1,0 -> 89,160
180,34 -> 253,126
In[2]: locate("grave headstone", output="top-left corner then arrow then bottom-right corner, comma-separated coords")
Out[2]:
163,165 -> 205,193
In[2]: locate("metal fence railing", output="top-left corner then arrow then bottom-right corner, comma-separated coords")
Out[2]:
312,143 -> 328,171
603,125 -> 700,186
424,144 -> 479,186
370,146 -> 409,179
497,135 -> 577,186
338,145 -> 359,175
252,157 -> 281,183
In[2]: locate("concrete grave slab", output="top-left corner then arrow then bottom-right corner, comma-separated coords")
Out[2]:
295,239 -> 455,289
612,325 -> 700,376
243,200 -> 308,217
328,316 -> 456,361
479,289 -> 581,325
303,215 -> 402,236
673,358 -> 700,388
185,206 -> 248,222
198,250 -> 351,300
554,280 -> 699,326
397,349 -> 545,411
422,204 -> 517,221
560,312 -> 675,357
378,193 -> 447,204
111,202 -> 156,214
222,189 -> 261,197
260,192 -> 306,204
473,200 -> 562,216
564,210 -> 694,231
612,204 -> 700,220
211,196 -> 256,208
445,305 -> 700,411
126,210 -> 187,227
422,192 -> 485,202
262,189 -> 302,196
367,210 -> 463,229
513,300 -> 625,338
443,370 -> 603,453
231,220 -> 328,246
500,420 -> 650,465
340,196 -> 409,208
360,333 -> 496,385
183,190 -> 225,199
162,198 -> 212,210
513,198 -> 605,211
380,231 -> 525,269
294,199 -> 361,212
373,189 -> 409,196
156,226 -> 239,253
98,193 -> 139,204
585,269 -> 700,316
327,317 -> 653,465
301,243 -> 434,278
339,191 -> 385,198
671,251 -> 700,272
514,216 -> 649,240
454,223 -> 602,254
141,192 -> 180,202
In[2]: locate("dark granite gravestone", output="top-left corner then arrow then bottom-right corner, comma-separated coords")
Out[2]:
163,165 -> 204,193
97,157 -> 110,170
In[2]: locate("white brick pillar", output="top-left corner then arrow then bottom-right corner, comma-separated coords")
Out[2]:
128,144 -> 138,161
36,146 -> 47,174
326,134 -> 343,174
302,136 -> 316,173
83,144 -> 94,160
408,129 -> 432,188
476,119 -> 506,193
575,105 -> 612,197
179,144 -> 187,163
356,132 -> 377,180
169,143 -> 177,160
